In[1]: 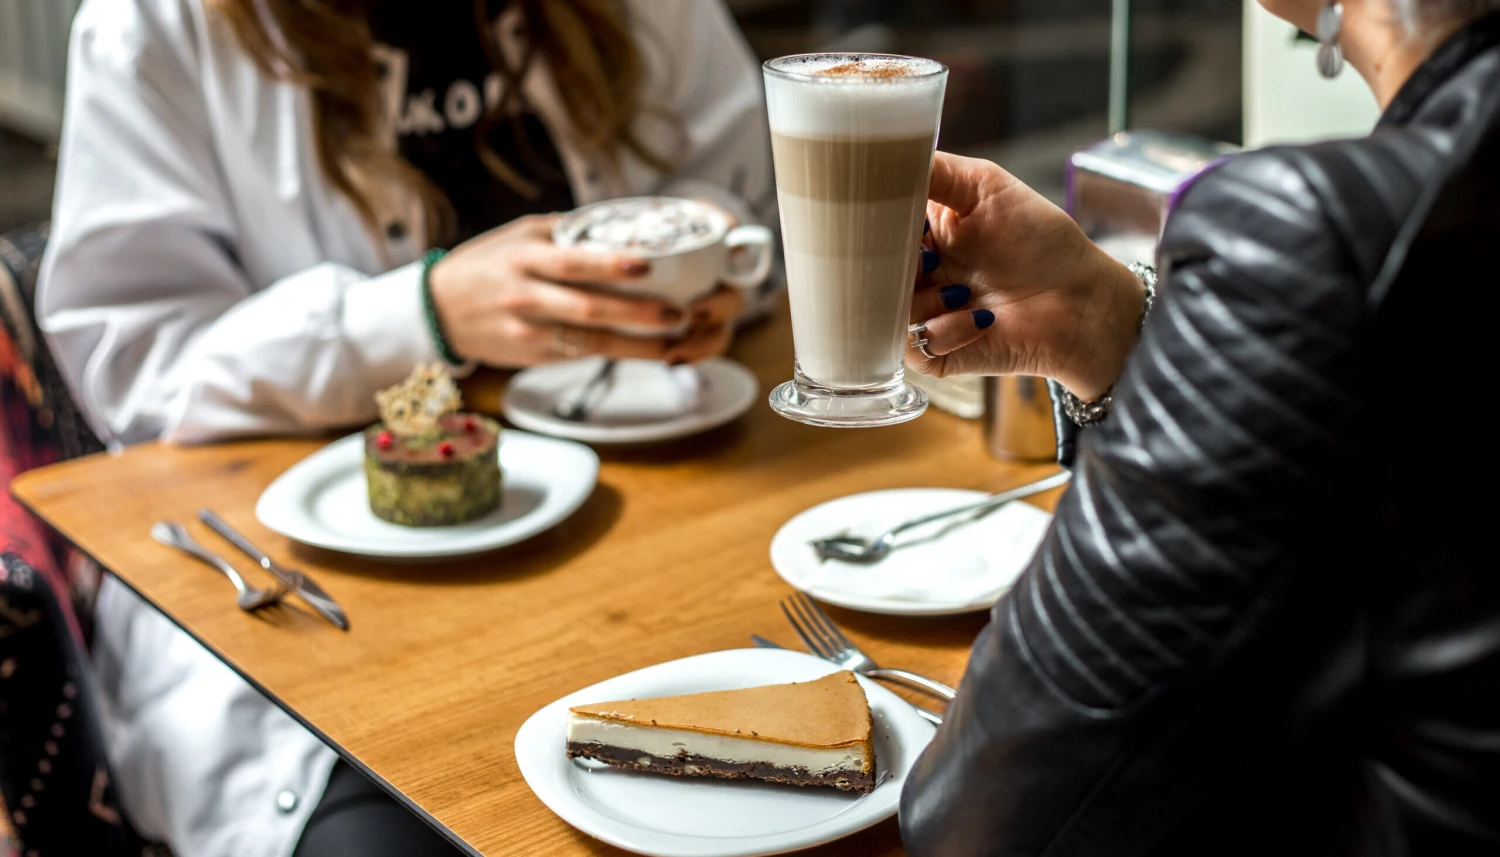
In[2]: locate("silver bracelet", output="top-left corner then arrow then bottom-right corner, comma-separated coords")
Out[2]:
1058,261 -> 1157,427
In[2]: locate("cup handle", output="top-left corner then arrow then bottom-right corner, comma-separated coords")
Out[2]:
720,224 -> 774,290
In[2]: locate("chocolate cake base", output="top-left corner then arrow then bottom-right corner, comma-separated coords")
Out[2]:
566,741 -> 875,794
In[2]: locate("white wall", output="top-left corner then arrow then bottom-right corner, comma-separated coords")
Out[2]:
1243,0 -> 1380,147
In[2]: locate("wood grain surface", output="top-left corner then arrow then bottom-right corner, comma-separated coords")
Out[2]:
11,303 -> 1063,856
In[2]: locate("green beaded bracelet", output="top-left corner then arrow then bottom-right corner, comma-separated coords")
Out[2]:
420,248 -> 464,367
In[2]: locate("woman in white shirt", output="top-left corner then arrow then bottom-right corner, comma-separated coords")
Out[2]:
37,0 -> 773,854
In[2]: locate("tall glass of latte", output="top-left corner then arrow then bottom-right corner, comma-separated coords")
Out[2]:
764,54 -> 947,427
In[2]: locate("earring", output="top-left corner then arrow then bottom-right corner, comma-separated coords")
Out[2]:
1316,1 -> 1346,79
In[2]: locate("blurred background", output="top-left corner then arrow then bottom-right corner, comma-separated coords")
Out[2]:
0,0 -> 77,233
730,0 -> 1243,202
1,0 -> 1379,233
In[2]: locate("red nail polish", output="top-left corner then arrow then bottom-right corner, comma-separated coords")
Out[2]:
438,441 -> 455,458
622,259 -> 650,276
376,431 -> 393,450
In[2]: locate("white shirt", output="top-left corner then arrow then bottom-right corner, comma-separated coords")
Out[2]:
40,0 -> 772,854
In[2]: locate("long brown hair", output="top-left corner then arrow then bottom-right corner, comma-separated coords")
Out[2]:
209,0 -> 678,246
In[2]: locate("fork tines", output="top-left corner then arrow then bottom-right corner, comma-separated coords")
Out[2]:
779,592 -> 858,661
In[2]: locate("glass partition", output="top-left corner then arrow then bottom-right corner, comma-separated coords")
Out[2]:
729,0 -> 1242,202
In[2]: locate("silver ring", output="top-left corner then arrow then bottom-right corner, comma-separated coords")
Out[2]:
908,322 -> 937,360
551,325 -> 586,359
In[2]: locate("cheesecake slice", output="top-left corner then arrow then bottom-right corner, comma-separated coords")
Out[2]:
566,671 -> 876,793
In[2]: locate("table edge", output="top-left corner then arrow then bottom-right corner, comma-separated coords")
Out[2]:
7,478 -> 487,857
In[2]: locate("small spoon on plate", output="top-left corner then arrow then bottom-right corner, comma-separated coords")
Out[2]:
809,471 -> 1072,564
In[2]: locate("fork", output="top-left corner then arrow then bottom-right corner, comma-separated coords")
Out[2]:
553,359 -> 618,422
152,522 -> 292,613
809,470 -> 1072,564
752,633 -> 943,726
780,592 -> 957,701
197,509 -> 350,631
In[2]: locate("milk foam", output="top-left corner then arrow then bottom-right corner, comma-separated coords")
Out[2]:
765,54 -> 946,139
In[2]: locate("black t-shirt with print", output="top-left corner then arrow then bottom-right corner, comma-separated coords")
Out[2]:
367,0 -> 576,247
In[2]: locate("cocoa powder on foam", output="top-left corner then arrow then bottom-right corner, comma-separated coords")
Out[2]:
813,61 -> 921,79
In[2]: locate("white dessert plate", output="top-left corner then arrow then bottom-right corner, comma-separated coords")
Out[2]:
514,648 -> 936,857
770,488 -> 1054,617
255,430 -> 599,559
503,357 -> 758,444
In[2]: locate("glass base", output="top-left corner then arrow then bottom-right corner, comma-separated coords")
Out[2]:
768,378 -> 928,428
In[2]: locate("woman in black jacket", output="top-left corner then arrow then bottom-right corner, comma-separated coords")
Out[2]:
899,1 -> 1500,855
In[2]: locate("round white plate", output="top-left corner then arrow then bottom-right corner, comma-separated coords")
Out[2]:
503,357 -> 758,444
514,648 -> 936,857
255,430 -> 599,559
770,489 -> 1054,617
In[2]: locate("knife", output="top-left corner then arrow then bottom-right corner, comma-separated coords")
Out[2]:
751,634 -> 943,726
198,509 -> 350,631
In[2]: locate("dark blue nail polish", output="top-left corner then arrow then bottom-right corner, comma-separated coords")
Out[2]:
939,284 -> 971,310
973,309 -> 995,330
920,247 -> 939,275
923,218 -> 931,235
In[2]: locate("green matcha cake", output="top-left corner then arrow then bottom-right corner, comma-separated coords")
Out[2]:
364,364 -> 502,527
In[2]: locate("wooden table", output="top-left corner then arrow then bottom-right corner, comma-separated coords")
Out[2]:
11,306 -> 1062,856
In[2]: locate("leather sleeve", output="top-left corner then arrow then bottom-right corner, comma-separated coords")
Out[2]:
899,150 -> 1375,856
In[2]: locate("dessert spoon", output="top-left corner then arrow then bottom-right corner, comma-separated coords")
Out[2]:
554,359 -> 618,422
152,522 -> 290,612
809,470 -> 1072,564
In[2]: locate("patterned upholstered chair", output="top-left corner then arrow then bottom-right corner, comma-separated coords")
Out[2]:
0,222 -> 149,856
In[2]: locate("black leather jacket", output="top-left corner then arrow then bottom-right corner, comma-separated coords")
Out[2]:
900,14 -> 1500,857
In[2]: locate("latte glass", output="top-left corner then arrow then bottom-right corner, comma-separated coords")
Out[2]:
763,54 -> 947,428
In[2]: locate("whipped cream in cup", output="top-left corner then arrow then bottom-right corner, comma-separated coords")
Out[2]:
553,197 -> 774,335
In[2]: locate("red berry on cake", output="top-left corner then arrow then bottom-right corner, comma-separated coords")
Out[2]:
438,441 -> 455,458
376,431 -> 393,450
464,418 -> 477,432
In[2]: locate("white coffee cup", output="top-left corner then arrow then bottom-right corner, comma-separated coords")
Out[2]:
553,197 -> 774,334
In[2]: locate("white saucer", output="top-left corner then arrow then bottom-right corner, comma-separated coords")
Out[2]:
514,648 -> 936,857
769,489 -> 1054,617
503,357 -> 758,444
255,430 -> 598,559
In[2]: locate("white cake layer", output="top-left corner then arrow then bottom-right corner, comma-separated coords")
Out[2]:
567,714 -> 869,774
765,55 -> 945,139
